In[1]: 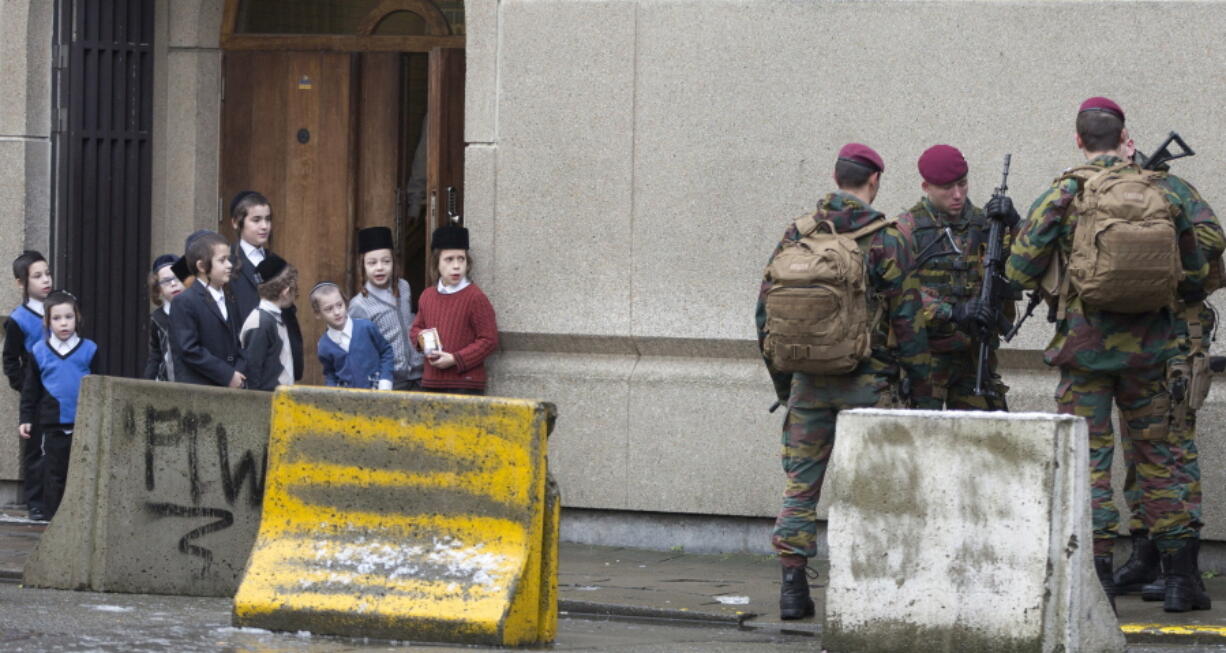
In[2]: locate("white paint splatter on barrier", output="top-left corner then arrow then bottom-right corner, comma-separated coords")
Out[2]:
304,532 -> 511,592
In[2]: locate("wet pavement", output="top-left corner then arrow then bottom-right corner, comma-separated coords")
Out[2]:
5,509 -> 1226,649
0,584 -> 818,652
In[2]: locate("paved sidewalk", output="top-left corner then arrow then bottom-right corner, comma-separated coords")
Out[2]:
5,510 -> 1226,646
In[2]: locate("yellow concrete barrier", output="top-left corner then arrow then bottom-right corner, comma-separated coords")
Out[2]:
232,387 -> 559,646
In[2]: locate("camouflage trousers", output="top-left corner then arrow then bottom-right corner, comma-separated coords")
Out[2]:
912,350 -> 1009,411
1123,421 -> 1201,548
1056,365 -> 1201,556
773,366 -> 890,562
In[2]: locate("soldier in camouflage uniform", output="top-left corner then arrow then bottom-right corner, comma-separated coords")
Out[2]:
1005,98 -> 1209,613
1114,157 -> 1224,606
755,143 -> 929,620
894,145 -> 1015,410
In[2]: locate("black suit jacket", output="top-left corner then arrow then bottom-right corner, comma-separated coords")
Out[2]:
169,281 -> 245,386
231,242 -> 304,380
143,307 -> 172,381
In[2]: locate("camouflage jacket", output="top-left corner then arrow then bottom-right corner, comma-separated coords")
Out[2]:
1160,172 -> 1225,343
755,191 -> 931,399
895,197 -> 1014,354
1005,155 -> 1208,372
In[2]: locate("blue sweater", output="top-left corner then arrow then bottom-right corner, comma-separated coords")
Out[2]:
21,337 -> 97,426
3,304 -> 47,390
317,318 -> 394,389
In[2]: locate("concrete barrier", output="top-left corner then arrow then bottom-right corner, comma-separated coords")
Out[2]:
823,409 -> 1125,653
232,387 -> 559,646
23,376 -> 271,596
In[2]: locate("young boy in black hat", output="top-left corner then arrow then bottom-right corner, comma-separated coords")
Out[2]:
239,253 -> 300,391
348,226 -> 424,390
143,254 -> 189,381
228,191 -> 304,381
409,222 -> 498,395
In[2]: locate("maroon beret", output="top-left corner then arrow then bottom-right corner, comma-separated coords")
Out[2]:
917,145 -> 968,185
837,142 -> 884,173
1078,96 -> 1125,122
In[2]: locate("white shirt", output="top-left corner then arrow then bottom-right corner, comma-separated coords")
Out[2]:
326,318 -> 353,352
26,298 -> 44,316
437,277 -> 471,295
206,285 -> 227,321
240,239 -> 265,267
162,302 -> 171,316
51,333 -> 80,356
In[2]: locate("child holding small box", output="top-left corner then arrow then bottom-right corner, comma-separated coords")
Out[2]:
409,224 -> 498,395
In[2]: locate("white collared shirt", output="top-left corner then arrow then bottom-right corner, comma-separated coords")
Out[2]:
326,317 -> 353,352
240,239 -> 265,267
51,333 -> 80,356
258,299 -> 282,319
206,285 -> 228,320
26,298 -> 44,316
162,302 -> 171,316
437,277 -> 471,295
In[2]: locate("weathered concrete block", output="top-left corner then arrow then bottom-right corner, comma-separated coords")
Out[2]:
23,376 -> 271,596
824,410 -> 1124,653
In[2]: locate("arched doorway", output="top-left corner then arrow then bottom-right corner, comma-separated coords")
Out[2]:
218,0 -> 466,384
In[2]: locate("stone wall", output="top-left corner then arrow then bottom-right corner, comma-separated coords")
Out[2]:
470,0 -> 1226,540
0,0 -> 53,484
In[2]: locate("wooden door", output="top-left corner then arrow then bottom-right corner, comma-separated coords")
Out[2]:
221,51 -> 356,385
426,48 -> 465,238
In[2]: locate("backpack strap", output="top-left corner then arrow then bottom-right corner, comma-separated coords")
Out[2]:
793,212 -> 821,237
846,217 -> 897,241
1184,302 -> 1205,355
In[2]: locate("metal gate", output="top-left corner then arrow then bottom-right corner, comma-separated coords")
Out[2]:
52,0 -> 155,377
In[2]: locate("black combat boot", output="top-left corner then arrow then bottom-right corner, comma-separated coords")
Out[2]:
1114,532 -> 1159,594
1163,539 -> 1212,612
1094,554 -> 1117,614
1141,576 -> 1166,602
780,564 -> 815,620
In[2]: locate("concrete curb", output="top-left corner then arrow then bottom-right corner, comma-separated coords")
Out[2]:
559,599 -> 748,626
1120,622 -> 1226,645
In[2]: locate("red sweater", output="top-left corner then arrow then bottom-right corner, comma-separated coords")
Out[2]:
409,283 -> 498,390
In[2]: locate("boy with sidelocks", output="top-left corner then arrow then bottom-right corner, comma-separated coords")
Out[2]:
4,251 -> 53,520
311,282 -> 394,389
19,291 -> 96,520
239,254 -> 299,391
348,226 -> 423,390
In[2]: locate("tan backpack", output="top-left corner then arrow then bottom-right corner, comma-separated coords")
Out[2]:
1061,161 -> 1182,314
763,213 -> 893,375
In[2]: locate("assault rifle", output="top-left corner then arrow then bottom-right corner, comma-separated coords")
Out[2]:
973,154 -> 1016,398
1006,131 -> 1198,335
1135,131 -> 1195,171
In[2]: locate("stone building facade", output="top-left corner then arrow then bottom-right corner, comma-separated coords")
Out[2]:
3,0 -> 1226,554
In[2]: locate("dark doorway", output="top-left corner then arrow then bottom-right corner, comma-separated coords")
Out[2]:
52,0 -> 155,377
